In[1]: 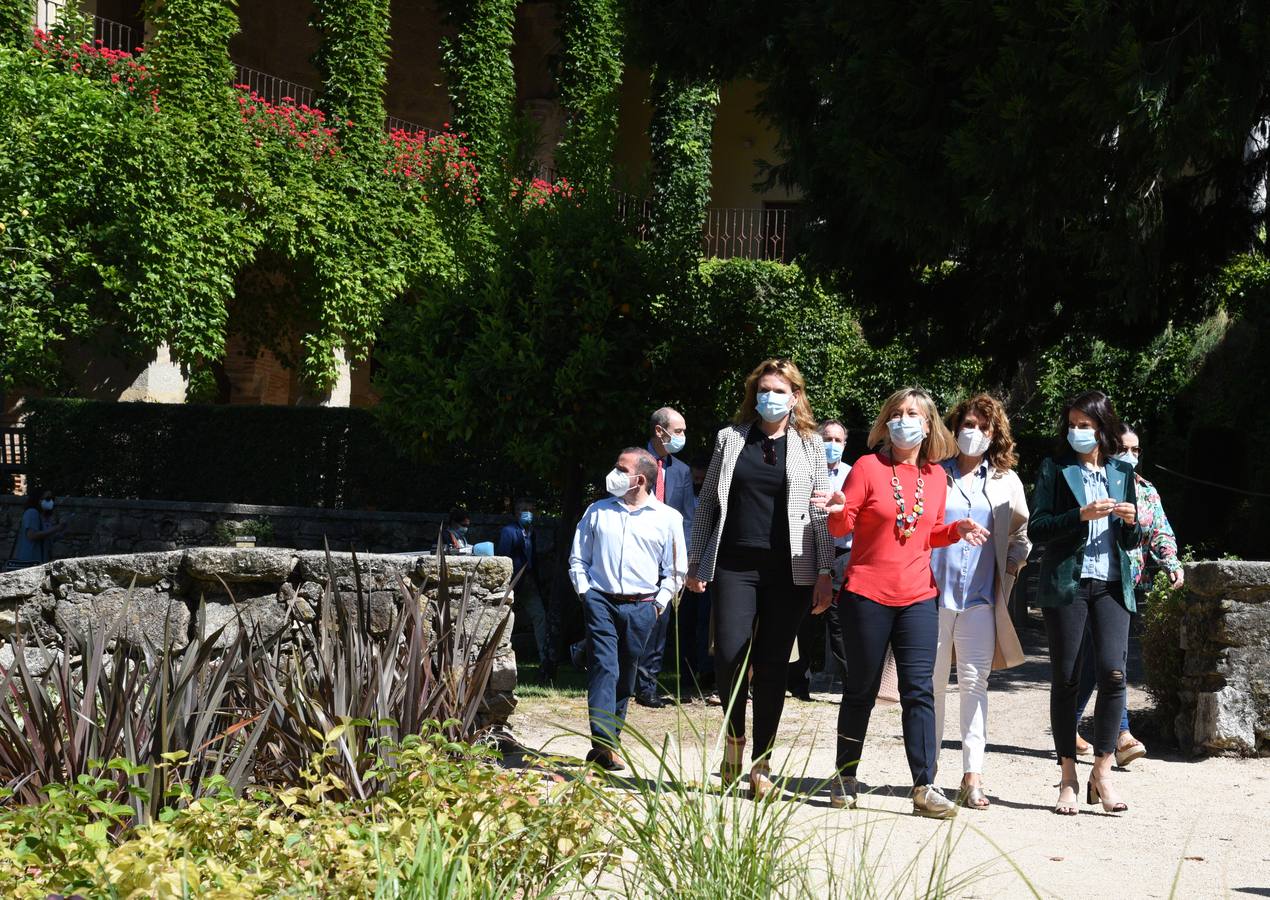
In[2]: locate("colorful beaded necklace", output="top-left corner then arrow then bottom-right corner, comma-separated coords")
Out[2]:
890,460 -> 924,538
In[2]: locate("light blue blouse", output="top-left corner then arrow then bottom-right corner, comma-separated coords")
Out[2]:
932,461 -> 995,612
1079,464 -> 1121,582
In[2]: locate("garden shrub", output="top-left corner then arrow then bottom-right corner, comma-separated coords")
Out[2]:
1140,571 -> 1188,731
0,735 -> 607,899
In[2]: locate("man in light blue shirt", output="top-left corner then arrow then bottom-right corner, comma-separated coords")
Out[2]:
569,447 -> 687,770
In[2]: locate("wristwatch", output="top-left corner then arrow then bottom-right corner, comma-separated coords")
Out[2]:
818,567 -> 832,577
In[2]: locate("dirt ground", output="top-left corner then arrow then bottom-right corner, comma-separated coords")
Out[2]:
507,617 -> 1270,899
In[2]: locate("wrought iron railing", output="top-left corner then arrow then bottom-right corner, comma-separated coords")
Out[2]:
616,195 -> 796,262
385,115 -> 440,138
701,207 -> 793,263
233,63 -> 316,107
36,1 -> 138,53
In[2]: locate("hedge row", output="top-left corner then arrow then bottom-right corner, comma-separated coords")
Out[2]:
20,399 -> 545,512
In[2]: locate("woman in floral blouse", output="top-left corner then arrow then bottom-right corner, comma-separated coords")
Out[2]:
1074,426 -> 1182,764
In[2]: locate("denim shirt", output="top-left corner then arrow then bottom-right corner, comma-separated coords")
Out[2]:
931,460 -> 995,612
1079,464 -> 1120,582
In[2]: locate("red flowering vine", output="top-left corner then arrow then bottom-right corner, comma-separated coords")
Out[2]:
512,175 -> 577,210
33,30 -> 159,112
384,126 -> 483,207
236,87 -> 340,160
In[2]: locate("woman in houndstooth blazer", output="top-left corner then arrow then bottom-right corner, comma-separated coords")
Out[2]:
685,358 -> 835,798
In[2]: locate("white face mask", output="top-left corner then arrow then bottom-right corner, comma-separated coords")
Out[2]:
956,427 -> 991,458
40,499 -> 55,512
605,468 -> 635,497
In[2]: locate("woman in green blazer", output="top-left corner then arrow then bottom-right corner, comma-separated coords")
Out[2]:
1028,390 -> 1142,816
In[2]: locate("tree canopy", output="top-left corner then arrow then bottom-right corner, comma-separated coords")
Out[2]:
634,1 -> 1270,369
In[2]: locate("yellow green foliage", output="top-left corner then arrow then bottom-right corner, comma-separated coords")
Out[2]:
0,738 -> 608,899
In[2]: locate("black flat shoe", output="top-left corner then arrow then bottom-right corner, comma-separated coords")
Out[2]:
635,693 -> 667,709
788,684 -> 813,702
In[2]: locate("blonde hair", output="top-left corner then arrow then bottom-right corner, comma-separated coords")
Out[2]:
866,387 -> 956,465
945,393 -> 1018,472
733,358 -> 817,437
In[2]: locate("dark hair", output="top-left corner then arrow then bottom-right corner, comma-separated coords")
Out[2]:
1057,391 -> 1123,461
23,486 -> 49,511
447,506 -> 469,524
620,447 -> 659,493
817,419 -> 848,440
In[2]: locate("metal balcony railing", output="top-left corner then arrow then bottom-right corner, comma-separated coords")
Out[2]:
701,207 -> 793,263
234,63 -> 316,108
36,1 -> 138,53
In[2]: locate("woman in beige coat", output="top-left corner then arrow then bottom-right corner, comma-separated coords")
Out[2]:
930,394 -> 1031,809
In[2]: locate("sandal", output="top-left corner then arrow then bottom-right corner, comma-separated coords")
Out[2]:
958,781 -> 990,809
1087,774 -> 1128,813
1054,780 -> 1079,816
750,762 -> 777,802
1075,735 -> 1093,756
1115,733 -> 1147,768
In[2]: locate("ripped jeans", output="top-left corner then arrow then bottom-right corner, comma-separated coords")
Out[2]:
1042,580 -> 1130,760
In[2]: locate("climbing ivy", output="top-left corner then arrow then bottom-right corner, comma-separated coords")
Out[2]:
0,0 -> 29,51
311,0 -> 389,160
143,0 -> 237,114
553,0 -> 624,189
438,0 -> 516,173
647,71 -> 718,277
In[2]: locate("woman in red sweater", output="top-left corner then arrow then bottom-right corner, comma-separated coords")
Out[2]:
813,387 -> 990,817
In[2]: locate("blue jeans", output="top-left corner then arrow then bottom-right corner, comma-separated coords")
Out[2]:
836,592 -> 940,785
635,598 -> 672,698
1075,629 -> 1131,733
583,589 -> 658,750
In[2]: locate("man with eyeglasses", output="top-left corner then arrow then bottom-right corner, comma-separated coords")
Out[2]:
634,407 -> 696,708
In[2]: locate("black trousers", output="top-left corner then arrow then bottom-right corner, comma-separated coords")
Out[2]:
836,592 -> 939,786
1043,579 -> 1130,760
713,549 -> 812,762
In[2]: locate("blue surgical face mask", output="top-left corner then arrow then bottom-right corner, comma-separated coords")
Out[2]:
824,442 -> 844,465
887,416 -> 926,451
456,525 -> 469,538
40,499 -> 55,512
1114,450 -> 1138,469
1067,427 -> 1099,454
518,511 -> 533,527
756,391 -> 792,423
661,429 -> 686,455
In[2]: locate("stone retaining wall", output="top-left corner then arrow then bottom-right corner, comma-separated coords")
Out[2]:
0,495 -> 557,559
0,548 -> 517,726
1177,560 -> 1270,756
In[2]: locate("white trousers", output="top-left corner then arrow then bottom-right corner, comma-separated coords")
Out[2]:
932,603 -> 996,775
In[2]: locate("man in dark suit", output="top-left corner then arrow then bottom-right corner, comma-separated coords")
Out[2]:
498,500 -> 555,679
634,407 -> 697,707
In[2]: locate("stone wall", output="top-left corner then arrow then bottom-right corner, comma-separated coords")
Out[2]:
1177,560 -> 1270,756
0,548 -> 517,726
0,495 -> 556,560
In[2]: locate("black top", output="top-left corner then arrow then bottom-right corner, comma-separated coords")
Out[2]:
721,428 -> 789,552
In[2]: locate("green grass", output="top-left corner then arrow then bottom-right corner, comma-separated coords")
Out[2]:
514,660 -> 590,698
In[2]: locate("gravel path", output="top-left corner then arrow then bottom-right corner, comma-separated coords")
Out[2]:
507,616 -> 1270,898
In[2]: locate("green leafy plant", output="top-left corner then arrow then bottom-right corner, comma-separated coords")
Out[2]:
1139,571 -> 1188,733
